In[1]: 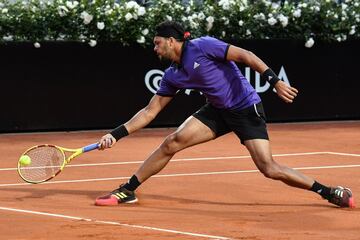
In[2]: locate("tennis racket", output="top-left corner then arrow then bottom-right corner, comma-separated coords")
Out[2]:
17,143 -> 99,184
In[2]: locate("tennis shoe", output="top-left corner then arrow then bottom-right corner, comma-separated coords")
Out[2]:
95,184 -> 138,206
328,186 -> 355,208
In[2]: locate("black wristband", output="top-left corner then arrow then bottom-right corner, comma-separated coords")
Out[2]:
110,124 -> 129,141
262,68 -> 280,87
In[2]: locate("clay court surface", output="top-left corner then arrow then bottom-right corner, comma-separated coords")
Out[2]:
0,121 -> 359,240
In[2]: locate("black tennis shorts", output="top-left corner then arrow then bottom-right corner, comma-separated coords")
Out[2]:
193,102 -> 269,145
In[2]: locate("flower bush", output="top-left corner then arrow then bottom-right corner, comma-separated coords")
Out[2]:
0,0 -> 359,48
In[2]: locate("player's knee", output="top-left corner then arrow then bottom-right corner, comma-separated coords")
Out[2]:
160,133 -> 185,155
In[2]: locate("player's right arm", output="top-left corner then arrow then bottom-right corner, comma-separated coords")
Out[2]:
99,94 -> 173,150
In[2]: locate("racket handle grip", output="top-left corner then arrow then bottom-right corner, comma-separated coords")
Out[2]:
83,143 -> 99,152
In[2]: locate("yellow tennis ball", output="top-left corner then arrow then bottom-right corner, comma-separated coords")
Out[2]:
19,155 -> 32,166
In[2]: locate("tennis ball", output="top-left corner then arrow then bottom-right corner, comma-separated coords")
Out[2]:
19,155 -> 32,166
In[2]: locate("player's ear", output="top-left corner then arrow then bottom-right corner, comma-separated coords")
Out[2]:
168,37 -> 176,47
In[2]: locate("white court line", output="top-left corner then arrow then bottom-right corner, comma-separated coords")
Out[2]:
1,164 -> 360,187
0,206 -> 231,240
327,152 -> 360,157
0,151 -> 339,171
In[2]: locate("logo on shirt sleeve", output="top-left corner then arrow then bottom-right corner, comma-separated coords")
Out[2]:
193,62 -> 200,69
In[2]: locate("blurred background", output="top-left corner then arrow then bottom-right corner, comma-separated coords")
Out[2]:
0,0 -> 359,133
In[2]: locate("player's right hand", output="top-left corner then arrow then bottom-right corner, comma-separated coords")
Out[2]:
98,133 -> 116,150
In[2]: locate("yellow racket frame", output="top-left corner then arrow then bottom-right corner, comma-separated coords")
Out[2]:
17,143 -> 98,184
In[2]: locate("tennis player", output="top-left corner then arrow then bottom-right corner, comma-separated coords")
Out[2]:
95,21 -> 355,208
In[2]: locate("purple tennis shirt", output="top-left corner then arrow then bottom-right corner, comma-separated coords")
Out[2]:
156,36 -> 261,110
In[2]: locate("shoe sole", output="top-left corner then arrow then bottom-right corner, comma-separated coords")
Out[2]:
123,198 -> 138,204
95,197 -> 138,206
345,188 -> 355,208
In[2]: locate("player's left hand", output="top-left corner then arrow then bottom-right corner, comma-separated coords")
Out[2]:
274,81 -> 298,103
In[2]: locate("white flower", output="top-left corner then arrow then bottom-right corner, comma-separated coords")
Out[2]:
189,19 -> 199,29
246,29 -> 251,35
1,8 -> 8,14
137,36 -> 145,44
355,2 -> 359,7
262,0 -> 271,7
206,16 -> 214,31
80,11 -> 93,24
206,16 -> 214,23
198,12 -> 205,20
125,1 -> 139,9
222,31 -> 226,37
58,6 -> 69,17
166,15 -> 172,21
341,3 -> 348,10
105,9 -> 113,15
314,6 -> 320,12
142,29 -> 149,35
349,26 -> 356,35
238,20 -> 244,26
219,0 -> 232,10
267,17 -> 277,26
34,42 -> 41,48
57,34 -> 65,40
97,22 -> 105,30
137,6 -> 146,16
254,13 -> 265,20
278,14 -> 288,27
305,37 -> 314,48
337,36 -> 342,42
222,17 -> 229,25
3,35 -> 13,41
206,23 -> 213,32
66,1 -> 78,9
271,2 -> 280,10
88,39 -> 97,47
125,12 -> 133,21
293,9 -> 301,18
239,6 -> 245,12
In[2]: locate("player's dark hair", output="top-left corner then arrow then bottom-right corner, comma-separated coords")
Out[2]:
155,21 -> 190,41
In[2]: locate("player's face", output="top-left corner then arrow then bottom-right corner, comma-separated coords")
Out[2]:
153,36 -> 173,61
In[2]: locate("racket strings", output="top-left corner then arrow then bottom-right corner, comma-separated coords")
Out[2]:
18,146 -> 65,182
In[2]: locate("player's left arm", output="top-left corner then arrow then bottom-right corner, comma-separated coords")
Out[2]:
226,45 -> 298,103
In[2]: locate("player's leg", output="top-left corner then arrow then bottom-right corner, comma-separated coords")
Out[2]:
95,103 -> 230,206
244,139 -> 313,189
225,102 -> 355,208
245,139 -> 355,207
133,115 -> 216,183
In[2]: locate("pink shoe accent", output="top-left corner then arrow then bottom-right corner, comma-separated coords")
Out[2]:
348,197 -> 356,208
95,195 -> 119,206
